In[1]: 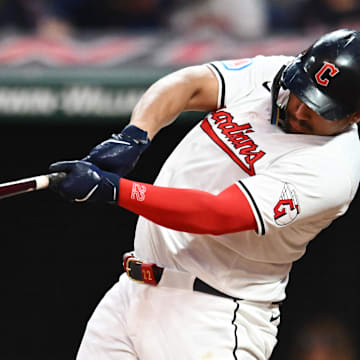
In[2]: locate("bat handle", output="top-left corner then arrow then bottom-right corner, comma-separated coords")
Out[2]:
48,172 -> 67,189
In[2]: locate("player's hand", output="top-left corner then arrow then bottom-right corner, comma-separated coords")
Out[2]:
83,124 -> 150,176
49,160 -> 120,204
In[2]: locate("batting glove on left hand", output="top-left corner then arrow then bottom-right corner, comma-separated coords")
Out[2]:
49,160 -> 120,204
83,124 -> 150,177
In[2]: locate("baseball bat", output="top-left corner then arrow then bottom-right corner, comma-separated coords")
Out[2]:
0,172 -> 67,200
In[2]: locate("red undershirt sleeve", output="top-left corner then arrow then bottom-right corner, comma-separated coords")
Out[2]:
118,179 -> 257,235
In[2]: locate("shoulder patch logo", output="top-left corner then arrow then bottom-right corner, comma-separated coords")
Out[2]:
273,183 -> 300,226
221,58 -> 252,71
201,109 -> 265,176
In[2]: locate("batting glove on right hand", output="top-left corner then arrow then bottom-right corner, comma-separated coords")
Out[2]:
83,124 -> 150,177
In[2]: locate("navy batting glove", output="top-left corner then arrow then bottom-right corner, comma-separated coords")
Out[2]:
83,124 -> 150,176
49,160 -> 120,204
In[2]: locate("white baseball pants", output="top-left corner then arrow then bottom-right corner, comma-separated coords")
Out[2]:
76,273 -> 280,360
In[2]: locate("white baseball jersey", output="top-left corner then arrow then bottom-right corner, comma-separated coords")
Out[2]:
133,55 -> 360,303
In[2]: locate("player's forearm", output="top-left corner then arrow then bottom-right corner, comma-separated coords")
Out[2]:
129,65 -> 218,140
80,67 -> 217,177
130,71 -> 192,139
118,179 -> 256,235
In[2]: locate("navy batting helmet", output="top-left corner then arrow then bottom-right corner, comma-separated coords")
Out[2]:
271,29 -> 360,125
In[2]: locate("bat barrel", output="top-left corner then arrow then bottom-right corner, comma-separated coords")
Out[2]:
0,172 -> 67,200
0,177 -> 38,199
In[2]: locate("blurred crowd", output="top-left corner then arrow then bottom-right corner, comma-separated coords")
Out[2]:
289,315 -> 358,360
269,0 -> 360,35
1,0 -> 360,40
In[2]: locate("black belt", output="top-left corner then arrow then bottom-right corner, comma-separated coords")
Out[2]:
123,254 -> 282,305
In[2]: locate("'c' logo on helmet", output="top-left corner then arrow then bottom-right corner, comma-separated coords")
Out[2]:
315,61 -> 340,86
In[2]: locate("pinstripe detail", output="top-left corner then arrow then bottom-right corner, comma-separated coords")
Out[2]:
232,299 -> 240,359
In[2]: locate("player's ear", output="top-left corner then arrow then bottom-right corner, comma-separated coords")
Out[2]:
350,111 -> 360,124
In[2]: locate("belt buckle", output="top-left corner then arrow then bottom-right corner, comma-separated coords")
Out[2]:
123,253 -> 159,285
123,254 -> 145,284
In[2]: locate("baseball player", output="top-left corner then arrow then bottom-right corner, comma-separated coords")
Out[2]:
50,29 -> 360,360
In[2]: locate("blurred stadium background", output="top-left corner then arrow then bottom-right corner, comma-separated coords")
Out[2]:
0,1 -> 359,359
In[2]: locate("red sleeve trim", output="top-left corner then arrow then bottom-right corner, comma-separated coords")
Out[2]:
118,179 -> 257,235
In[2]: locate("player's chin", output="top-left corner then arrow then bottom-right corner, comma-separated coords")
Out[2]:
288,127 -> 305,134
287,118 -> 309,134
280,118 -> 301,134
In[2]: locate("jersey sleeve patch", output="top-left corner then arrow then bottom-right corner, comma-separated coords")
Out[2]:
221,58 -> 253,71
273,183 -> 300,226
237,179 -> 301,235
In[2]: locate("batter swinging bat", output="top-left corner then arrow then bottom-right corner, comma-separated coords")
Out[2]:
0,172 -> 67,200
